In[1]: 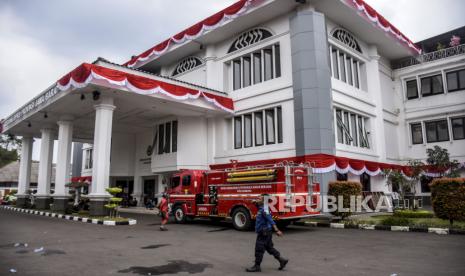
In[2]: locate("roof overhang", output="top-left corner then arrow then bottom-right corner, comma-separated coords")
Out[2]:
316,0 -> 421,59
125,0 -> 301,70
0,60 -> 234,138
124,0 -> 421,69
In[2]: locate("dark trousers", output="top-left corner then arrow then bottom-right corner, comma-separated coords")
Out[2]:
255,230 -> 281,265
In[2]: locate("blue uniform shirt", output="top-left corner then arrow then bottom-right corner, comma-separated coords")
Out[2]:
255,205 -> 276,233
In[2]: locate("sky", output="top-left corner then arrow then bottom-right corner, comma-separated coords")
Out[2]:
0,0 -> 464,160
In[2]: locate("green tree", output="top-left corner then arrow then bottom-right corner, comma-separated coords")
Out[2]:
0,134 -> 21,168
426,146 -> 460,177
383,160 -> 424,210
407,159 -> 424,209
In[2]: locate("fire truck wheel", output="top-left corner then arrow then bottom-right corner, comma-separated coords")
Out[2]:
231,207 -> 252,231
173,205 -> 187,224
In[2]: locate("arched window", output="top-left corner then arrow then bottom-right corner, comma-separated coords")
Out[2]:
332,28 -> 362,53
172,56 -> 203,76
228,28 -> 273,53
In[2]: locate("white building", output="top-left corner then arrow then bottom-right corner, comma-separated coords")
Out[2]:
1,0 -> 464,215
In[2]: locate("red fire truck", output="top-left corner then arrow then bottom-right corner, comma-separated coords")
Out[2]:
167,162 -> 320,230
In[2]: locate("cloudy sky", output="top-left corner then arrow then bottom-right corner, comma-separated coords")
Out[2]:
0,0 -> 464,160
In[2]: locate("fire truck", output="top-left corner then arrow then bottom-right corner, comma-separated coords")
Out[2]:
167,162 -> 320,231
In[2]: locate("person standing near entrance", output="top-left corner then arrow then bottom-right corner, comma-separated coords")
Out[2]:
246,194 -> 288,272
157,193 -> 169,231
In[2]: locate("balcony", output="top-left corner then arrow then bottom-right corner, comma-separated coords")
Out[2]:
392,44 -> 465,70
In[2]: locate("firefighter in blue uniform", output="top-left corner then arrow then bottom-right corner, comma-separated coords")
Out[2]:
246,194 -> 288,272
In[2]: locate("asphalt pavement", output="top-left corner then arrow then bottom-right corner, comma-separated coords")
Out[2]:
1,208 -> 464,276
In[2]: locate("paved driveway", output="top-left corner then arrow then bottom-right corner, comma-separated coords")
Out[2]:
1,209 -> 464,276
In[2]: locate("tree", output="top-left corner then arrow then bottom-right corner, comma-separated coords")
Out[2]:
426,146 -> 460,177
383,160 -> 424,210
0,134 -> 21,168
406,159 -> 424,209
383,169 -> 411,209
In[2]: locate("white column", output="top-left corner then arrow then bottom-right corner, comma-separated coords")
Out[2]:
132,175 -> 143,206
54,118 -> 74,197
367,45 -> 387,160
36,128 -> 55,197
17,136 -> 34,196
89,97 -> 115,198
205,45 -> 218,90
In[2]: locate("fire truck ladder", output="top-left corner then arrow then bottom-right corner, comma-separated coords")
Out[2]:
282,162 -> 315,208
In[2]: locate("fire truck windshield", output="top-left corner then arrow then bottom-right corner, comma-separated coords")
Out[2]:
170,176 -> 180,188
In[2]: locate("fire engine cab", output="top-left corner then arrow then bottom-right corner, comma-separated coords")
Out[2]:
167,162 -> 320,231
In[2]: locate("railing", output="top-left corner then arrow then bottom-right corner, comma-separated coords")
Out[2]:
392,44 -> 465,69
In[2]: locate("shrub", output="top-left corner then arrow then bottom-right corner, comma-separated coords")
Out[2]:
328,181 -> 362,219
430,178 -> 465,225
380,216 -> 410,226
393,209 -> 434,218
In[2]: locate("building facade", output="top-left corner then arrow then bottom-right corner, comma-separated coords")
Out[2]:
1,0 -> 464,215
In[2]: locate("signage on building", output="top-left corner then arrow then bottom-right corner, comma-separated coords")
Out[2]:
2,85 -> 61,132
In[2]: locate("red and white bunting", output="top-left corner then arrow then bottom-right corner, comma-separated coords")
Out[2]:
345,0 -> 422,55
210,154 -> 462,178
124,0 -> 261,68
56,63 -> 234,113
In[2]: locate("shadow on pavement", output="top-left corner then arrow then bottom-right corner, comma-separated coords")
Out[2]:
118,260 -> 212,275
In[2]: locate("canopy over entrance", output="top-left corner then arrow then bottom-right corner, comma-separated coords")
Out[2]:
1,59 -> 234,139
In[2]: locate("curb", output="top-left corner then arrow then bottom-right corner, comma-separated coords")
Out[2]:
293,221 -> 465,235
0,206 -> 137,226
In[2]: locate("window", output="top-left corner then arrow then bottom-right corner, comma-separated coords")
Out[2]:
228,28 -> 273,53
253,53 -> 262,84
332,28 -> 362,53
172,121 -> 178,152
231,44 -> 281,90
264,49 -> 273,81
360,173 -> 371,191
451,117 -> 465,140
165,122 -> 171,154
420,176 -> 433,193
274,45 -> 281,78
353,60 -> 359,88
406,79 -> 419,99
243,56 -> 251,87
234,117 -> 242,149
343,112 -> 350,145
425,120 -> 449,143
410,123 -> 423,144
172,56 -> 203,76
244,114 -> 253,148
254,111 -> 264,146
336,110 -> 343,144
446,69 -> 465,92
233,60 -> 241,90
336,173 -> 348,181
170,176 -> 180,188
265,109 -> 275,144
335,108 -> 370,148
350,114 -> 358,147
182,175 -> 191,186
158,121 -> 178,154
158,124 -> 164,154
339,52 -> 346,83
277,106 -> 283,143
233,107 -> 283,149
84,149 -> 93,169
331,49 -> 339,79
420,74 -> 443,97
346,56 -> 353,85
329,45 -> 361,89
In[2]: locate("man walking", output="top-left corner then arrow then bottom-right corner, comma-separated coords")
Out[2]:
157,193 -> 169,231
246,194 -> 288,272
